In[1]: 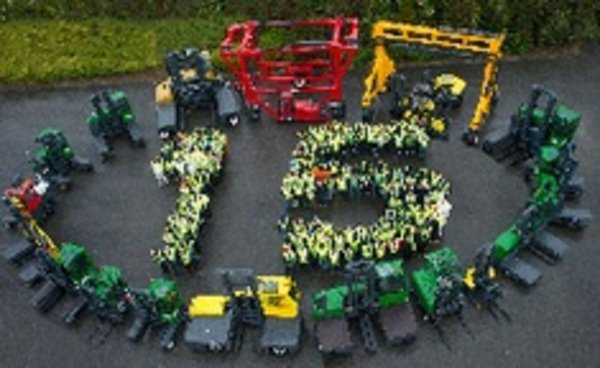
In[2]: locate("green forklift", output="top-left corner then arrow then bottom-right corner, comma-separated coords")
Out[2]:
127,278 -> 186,351
86,89 -> 145,161
30,128 -> 93,190
311,260 -> 417,355
30,242 -> 130,325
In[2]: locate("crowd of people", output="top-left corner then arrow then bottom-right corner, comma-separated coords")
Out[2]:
279,122 -> 451,269
282,121 -> 430,207
150,128 -> 227,271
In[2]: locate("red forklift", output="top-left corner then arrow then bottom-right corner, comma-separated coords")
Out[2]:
2,176 -> 54,230
220,17 -> 358,123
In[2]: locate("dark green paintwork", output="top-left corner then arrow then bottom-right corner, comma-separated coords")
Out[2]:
311,260 -> 410,321
493,227 -> 521,261
412,247 -> 463,315
492,97 -> 582,263
147,278 -> 184,324
58,242 -> 96,284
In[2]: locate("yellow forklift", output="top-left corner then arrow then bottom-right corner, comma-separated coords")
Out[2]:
362,21 -> 505,145
184,268 -> 302,356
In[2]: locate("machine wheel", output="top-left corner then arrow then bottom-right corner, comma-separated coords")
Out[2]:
162,340 -> 175,352
452,94 -> 463,109
127,313 -> 150,342
227,114 -> 240,127
160,322 -> 179,352
566,186 -> 583,200
329,101 -> 346,120
207,341 -> 225,352
362,108 -> 374,123
564,219 -> 584,231
43,203 -> 54,217
270,346 -> 289,356
249,107 -> 261,123
30,280 -> 64,312
389,103 -> 403,119
3,217 -> 16,230
159,129 -> 172,140
462,130 -> 479,146
491,92 -> 500,109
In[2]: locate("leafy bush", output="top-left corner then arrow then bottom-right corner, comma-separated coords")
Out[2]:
0,17 -> 235,83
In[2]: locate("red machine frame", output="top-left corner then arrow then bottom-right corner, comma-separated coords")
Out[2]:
220,17 -> 359,123
4,179 -> 43,215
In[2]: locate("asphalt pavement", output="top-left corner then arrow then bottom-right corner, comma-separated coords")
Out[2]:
0,43 -> 599,368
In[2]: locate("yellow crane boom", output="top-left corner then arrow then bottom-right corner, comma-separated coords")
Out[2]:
362,21 -> 505,145
7,195 -> 59,260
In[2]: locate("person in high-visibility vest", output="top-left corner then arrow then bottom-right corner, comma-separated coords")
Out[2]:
329,247 -> 341,268
374,240 -> 387,259
296,243 -> 309,266
282,243 -> 297,269
361,241 -> 374,260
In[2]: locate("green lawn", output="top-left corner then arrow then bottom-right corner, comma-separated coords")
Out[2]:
0,18 -> 236,84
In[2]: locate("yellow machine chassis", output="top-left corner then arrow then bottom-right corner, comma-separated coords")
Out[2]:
188,275 -> 300,320
256,275 -> 300,319
362,21 -> 505,143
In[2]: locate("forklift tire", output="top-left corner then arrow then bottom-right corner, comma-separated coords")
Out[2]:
462,130 -> 479,146
127,314 -> 150,342
270,346 -> 289,356
30,280 -> 64,312
362,108 -> 374,123
100,151 -> 115,164
227,114 -> 240,127
452,94 -> 463,109
205,339 -> 227,352
162,340 -> 176,352
3,217 -> 16,230
249,108 -> 261,123
330,102 -> 346,120
160,322 -> 179,352
62,297 -> 88,325
389,106 -> 403,119
491,92 -> 500,109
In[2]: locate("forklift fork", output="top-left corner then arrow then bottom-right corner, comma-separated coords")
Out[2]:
358,314 -> 378,354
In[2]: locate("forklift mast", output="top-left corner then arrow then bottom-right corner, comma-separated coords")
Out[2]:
516,85 -> 559,156
219,268 -> 264,327
344,261 -> 378,316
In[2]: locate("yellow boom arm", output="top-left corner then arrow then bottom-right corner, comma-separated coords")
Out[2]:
362,21 -> 505,142
8,195 -> 59,260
